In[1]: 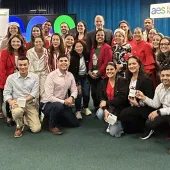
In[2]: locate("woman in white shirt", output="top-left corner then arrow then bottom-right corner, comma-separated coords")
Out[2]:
26,36 -> 49,97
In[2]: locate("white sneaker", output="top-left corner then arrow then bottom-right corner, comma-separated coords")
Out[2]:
106,124 -> 110,133
84,108 -> 92,116
76,111 -> 82,120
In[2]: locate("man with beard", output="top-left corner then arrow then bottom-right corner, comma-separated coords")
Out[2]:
42,20 -> 52,43
136,66 -> 170,141
60,22 -> 70,40
143,18 -> 154,41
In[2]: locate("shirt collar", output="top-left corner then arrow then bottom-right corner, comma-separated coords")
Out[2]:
17,72 -> 31,79
56,68 -> 68,76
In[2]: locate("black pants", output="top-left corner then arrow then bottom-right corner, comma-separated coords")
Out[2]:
120,106 -> 154,133
40,102 -> 80,128
0,88 -> 12,118
90,78 -> 101,108
146,115 -> 170,130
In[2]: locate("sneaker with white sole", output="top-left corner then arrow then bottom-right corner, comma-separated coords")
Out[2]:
140,129 -> 154,140
84,108 -> 92,116
76,111 -> 82,120
106,124 -> 110,133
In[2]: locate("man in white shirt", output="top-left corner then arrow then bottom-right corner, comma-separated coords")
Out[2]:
136,66 -> 170,140
3,56 -> 41,138
42,20 -> 52,42
143,18 -> 154,41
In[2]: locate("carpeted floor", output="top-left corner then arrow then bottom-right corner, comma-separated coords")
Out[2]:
0,114 -> 170,170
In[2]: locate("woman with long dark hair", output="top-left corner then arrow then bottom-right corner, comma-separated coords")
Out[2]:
119,56 -> 154,134
0,34 -> 26,124
48,33 -> 65,72
88,29 -> 112,110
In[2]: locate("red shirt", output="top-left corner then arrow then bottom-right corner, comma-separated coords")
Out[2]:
106,81 -> 114,100
131,40 -> 155,74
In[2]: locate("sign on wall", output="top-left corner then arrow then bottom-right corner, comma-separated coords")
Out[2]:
150,3 -> 170,18
9,14 -> 76,41
0,9 -> 9,45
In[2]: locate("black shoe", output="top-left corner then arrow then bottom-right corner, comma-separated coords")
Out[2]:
6,120 -> 16,127
140,129 -> 154,140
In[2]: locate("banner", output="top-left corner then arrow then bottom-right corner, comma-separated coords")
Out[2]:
0,9 -> 9,45
150,3 -> 170,18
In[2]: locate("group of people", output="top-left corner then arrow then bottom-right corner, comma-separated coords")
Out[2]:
0,14 -> 169,153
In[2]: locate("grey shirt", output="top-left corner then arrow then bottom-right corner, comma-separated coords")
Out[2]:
3,72 -> 39,102
144,83 -> 170,116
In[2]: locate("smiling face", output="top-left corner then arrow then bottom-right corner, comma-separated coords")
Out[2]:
57,57 -> 70,71
160,38 -> 170,53
148,29 -> 157,42
18,59 -> 29,76
152,34 -> 161,49
60,23 -> 69,35
96,30 -> 105,44
128,58 -> 140,75
11,37 -> 21,50
114,32 -> 125,45
95,16 -> 104,30
52,35 -> 60,48
32,27 -> 41,37
75,42 -> 83,55
43,21 -> 52,33
119,23 -> 129,34
106,64 -> 116,78
160,69 -> 170,87
9,25 -> 18,35
133,28 -> 143,42
34,37 -> 44,49
65,35 -> 74,47
77,22 -> 85,34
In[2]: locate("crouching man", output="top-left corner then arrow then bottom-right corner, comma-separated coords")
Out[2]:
3,56 -> 41,137
40,54 -> 80,135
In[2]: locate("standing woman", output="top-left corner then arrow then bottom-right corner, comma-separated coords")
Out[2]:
26,25 -> 50,50
0,22 -> 22,50
112,28 -> 132,77
75,21 -> 87,44
0,34 -> 26,123
69,40 -> 91,119
132,27 -> 156,88
157,36 -> 170,68
119,56 -> 154,134
88,29 -> 112,110
48,33 -> 65,72
26,36 -> 49,97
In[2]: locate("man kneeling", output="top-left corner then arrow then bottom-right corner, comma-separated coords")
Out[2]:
3,57 -> 41,137
40,54 -> 79,135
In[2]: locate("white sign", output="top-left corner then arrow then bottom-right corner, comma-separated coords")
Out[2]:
0,9 -> 9,45
150,3 -> 170,18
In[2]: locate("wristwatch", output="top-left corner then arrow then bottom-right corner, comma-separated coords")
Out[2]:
157,109 -> 161,116
71,96 -> 75,100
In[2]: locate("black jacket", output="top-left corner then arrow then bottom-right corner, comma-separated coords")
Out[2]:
68,51 -> 90,83
99,76 -> 129,114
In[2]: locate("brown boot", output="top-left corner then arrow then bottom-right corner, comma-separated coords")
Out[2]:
49,127 -> 62,135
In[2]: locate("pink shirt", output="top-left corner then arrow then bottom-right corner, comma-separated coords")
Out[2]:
41,69 -> 77,104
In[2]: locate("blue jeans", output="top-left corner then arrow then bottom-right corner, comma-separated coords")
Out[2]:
75,76 -> 90,111
96,108 -> 123,137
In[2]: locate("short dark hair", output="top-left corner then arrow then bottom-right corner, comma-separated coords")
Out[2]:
57,54 -> 69,61
145,17 -> 154,23
44,20 -> 52,24
18,56 -> 29,62
160,65 -> 170,72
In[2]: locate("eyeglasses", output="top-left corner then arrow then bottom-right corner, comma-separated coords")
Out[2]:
160,43 -> 170,46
